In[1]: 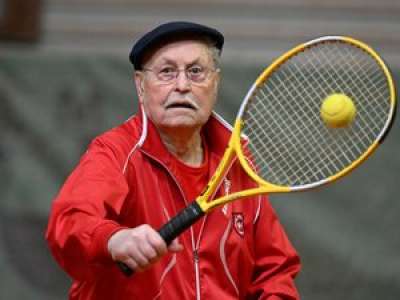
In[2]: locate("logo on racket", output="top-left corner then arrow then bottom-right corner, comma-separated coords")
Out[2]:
221,179 -> 232,216
224,178 -> 231,195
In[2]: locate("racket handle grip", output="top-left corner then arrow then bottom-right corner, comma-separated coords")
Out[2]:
159,201 -> 204,245
117,201 -> 204,277
117,261 -> 134,276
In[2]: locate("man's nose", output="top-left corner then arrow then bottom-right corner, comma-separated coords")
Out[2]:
174,70 -> 191,91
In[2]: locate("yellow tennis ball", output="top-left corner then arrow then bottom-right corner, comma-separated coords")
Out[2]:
320,93 -> 356,128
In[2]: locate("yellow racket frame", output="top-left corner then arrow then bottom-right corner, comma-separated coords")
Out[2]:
195,36 -> 396,214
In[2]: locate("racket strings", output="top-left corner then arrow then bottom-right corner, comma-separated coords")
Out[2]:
258,57 -> 352,183
294,42 -> 388,178
248,97 -> 311,184
241,40 -> 391,187
258,85 -> 334,183
278,62 -> 356,166
334,47 -> 389,127
303,47 -> 375,153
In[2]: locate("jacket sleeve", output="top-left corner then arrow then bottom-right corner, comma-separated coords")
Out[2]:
45,138 -> 130,281
246,198 -> 301,300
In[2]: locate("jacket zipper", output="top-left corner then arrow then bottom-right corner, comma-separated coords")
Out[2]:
193,249 -> 201,300
141,149 -> 203,300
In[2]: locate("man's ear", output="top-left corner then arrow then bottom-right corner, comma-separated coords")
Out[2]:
134,72 -> 145,103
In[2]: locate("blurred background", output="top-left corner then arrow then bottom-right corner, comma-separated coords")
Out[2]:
0,0 -> 399,299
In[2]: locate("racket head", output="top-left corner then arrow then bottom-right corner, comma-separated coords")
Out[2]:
234,36 -> 396,192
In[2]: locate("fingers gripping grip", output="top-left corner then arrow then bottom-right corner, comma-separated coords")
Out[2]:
118,201 -> 204,276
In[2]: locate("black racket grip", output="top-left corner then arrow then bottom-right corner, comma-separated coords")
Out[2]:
117,261 -> 134,276
158,201 -> 204,245
118,201 -> 204,277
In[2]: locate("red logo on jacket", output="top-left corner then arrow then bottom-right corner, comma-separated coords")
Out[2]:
232,213 -> 244,237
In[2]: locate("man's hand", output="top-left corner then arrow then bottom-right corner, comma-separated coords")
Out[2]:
107,224 -> 183,272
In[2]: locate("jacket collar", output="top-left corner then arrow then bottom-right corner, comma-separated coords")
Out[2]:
134,106 -> 233,164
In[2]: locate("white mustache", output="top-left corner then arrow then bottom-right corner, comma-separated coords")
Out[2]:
165,93 -> 199,110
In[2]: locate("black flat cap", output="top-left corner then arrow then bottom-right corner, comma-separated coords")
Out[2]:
129,21 -> 224,70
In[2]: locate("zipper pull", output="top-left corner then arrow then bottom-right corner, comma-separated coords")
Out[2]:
193,249 -> 199,262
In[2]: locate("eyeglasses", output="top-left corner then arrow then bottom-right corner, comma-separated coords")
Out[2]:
142,65 -> 218,84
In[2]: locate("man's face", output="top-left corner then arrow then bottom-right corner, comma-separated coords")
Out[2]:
135,39 -> 220,133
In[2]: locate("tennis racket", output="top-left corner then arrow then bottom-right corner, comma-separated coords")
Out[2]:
118,36 -> 396,276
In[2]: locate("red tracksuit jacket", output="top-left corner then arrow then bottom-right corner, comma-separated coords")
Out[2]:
46,109 -> 301,299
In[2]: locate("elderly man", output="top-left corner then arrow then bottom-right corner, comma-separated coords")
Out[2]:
46,21 -> 301,299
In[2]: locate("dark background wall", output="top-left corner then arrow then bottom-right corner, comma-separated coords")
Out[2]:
1,1 -> 399,299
